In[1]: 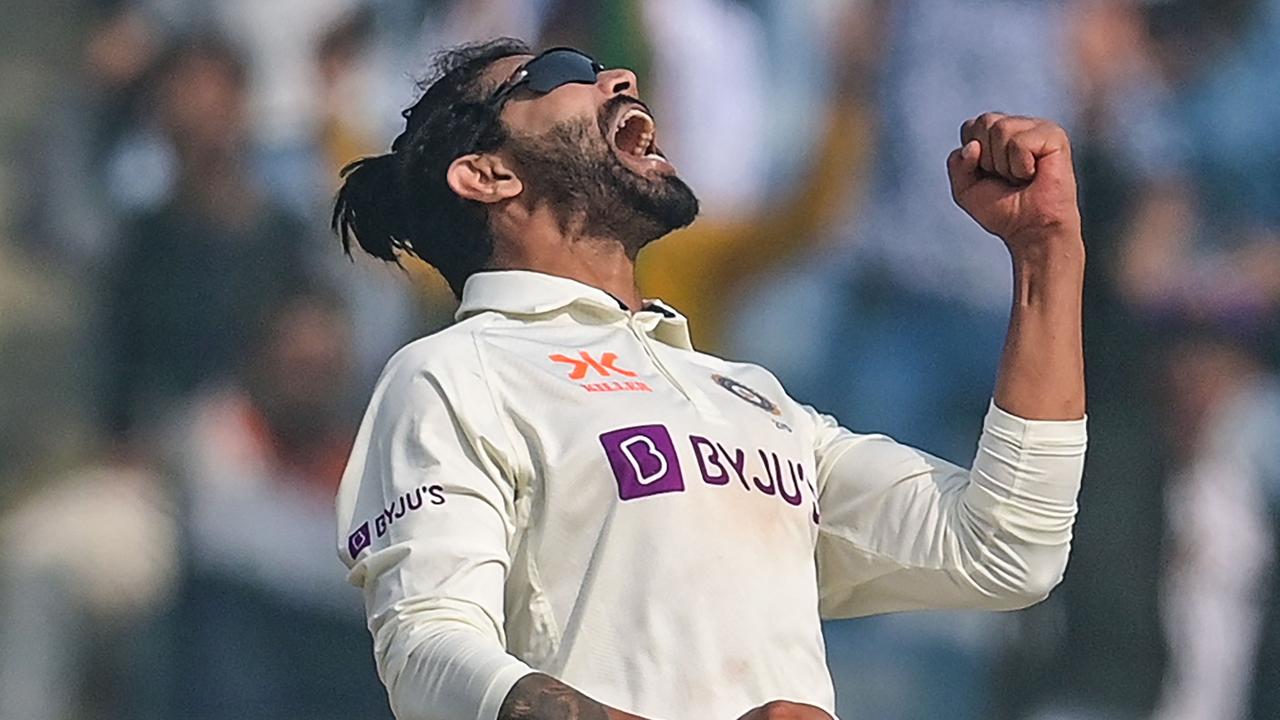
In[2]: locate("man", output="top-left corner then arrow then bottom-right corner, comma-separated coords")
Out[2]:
332,39 -> 1087,720
102,38 -> 310,443
169,284 -> 390,719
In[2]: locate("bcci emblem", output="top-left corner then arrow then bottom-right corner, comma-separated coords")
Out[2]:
710,374 -> 784,417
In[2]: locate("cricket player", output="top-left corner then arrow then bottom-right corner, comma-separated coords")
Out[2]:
332,38 -> 1087,720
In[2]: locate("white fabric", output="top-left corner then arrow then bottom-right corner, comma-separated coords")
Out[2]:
1153,378 -> 1280,720
336,270 -> 1087,720
210,0 -> 357,146
813,401 -> 1086,617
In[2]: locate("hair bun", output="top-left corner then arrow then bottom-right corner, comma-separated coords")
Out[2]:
332,153 -> 412,263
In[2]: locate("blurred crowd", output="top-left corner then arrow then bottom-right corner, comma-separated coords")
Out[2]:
1,0 -> 1278,719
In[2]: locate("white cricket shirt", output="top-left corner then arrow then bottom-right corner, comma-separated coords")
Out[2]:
336,270 -> 1087,720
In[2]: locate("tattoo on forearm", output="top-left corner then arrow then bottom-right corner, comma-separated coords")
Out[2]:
498,673 -> 612,720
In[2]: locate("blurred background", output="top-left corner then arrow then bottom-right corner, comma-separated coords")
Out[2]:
1,0 -> 1278,718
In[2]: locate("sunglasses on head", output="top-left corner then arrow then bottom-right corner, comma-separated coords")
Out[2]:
490,47 -> 605,106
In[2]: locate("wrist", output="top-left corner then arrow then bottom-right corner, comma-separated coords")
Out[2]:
1007,228 -> 1085,309
1007,225 -> 1085,269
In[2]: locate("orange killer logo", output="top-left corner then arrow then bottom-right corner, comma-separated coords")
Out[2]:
549,351 -> 652,393
549,351 -> 636,379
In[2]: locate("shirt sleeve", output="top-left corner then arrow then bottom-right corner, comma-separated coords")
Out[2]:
810,401 -> 1087,619
335,348 -> 535,720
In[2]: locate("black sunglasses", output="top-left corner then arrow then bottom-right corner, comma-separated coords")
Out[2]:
490,47 -> 605,107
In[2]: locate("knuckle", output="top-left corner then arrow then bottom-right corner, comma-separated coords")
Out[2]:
976,111 -> 1002,127
1036,119 -> 1068,139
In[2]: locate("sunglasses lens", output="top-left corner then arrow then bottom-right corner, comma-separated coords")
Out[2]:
521,49 -> 601,94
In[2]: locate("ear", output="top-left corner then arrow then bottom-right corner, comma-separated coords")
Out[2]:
446,153 -> 523,204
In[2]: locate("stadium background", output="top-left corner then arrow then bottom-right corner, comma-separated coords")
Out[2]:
1,0 -> 1278,718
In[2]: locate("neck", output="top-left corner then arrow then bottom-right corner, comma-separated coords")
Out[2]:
491,206 -> 645,311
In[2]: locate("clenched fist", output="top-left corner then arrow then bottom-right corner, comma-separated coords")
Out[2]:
947,113 -> 1082,251
735,700 -> 833,720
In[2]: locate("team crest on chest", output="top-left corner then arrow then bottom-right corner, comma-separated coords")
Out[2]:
710,374 -> 791,431
711,374 -> 781,414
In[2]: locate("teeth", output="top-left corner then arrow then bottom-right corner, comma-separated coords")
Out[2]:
621,108 -> 653,127
614,107 -> 659,158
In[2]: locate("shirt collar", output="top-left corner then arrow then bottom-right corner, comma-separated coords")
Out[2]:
456,270 -> 693,349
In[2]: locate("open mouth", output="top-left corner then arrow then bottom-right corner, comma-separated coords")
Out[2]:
611,107 -> 666,163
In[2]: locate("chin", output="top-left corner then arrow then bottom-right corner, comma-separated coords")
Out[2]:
611,171 -> 700,253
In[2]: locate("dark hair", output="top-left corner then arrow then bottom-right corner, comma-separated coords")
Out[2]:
332,38 -> 531,297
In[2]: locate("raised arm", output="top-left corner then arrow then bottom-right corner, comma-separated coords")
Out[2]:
948,113 -> 1085,421
813,115 -> 1087,617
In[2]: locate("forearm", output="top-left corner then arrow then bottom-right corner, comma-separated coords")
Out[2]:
499,674 -> 646,720
993,228 -> 1086,420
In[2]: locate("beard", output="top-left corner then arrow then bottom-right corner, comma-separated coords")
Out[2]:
504,98 -> 699,257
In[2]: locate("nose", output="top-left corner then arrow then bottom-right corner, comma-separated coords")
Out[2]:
597,67 -> 639,99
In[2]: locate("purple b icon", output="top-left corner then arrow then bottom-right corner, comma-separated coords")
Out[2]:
599,424 -> 685,500
347,521 -> 372,559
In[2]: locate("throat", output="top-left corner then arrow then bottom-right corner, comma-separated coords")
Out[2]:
547,238 -> 645,311
490,208 -> 645,312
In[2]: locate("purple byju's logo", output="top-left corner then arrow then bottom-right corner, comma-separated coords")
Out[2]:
345,484 -> 446,560
599,424 -> 685,500
347,521 -> 372,559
